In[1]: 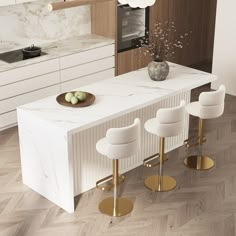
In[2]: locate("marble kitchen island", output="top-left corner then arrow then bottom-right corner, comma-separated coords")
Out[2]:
17,63 -> 217,213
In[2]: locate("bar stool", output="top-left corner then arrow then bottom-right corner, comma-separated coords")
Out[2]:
96,118 -> 140,217
144,100 -> 186,192
184,85 -> 226,170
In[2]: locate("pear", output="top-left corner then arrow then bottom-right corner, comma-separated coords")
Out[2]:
75,91 -> 86,101
65,92 -> 74,102
70,96 -> 79,105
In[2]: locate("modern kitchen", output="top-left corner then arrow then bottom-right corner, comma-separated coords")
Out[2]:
0,0 -> 236,235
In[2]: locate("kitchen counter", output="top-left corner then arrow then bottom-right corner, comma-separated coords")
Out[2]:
0,34 -> 114,73
18,63 -> 216,134
17,63 -> 217,213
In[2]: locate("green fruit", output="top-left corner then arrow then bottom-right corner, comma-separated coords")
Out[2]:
65,92 -> 73,102
75,91 -> 86,101
70,96 -> 79,105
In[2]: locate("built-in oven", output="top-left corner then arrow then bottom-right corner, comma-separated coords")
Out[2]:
117,3 -> 149,53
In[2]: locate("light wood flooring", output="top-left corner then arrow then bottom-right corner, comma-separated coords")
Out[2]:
0,86 -> 236,236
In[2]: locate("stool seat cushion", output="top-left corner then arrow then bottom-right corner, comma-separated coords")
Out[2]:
96,138 -> 140,160
186,101 -> 225,119
96,118 -> 141,160
145,118 -> 184,138
187,85 -> 226,119
186,101 -> 201,117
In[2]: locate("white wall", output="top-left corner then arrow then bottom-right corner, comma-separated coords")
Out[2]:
212,0 -> 236,95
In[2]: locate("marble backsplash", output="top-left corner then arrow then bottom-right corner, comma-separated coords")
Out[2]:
0,0 -> 91,53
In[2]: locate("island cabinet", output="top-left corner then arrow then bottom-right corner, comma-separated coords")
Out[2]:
0,43 -> 115,131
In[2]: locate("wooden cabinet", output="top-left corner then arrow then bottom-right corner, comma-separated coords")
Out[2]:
117,48 -> 150,75
116,0 -> 217,75
168,0 -> 217,66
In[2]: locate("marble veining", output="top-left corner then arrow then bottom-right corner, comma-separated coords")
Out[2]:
0,34 -> 114,72
18,63 -> 217,135
17,64 -> 217,212
0,0 -> 91,53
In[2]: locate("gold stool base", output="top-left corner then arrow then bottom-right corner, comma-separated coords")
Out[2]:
144,175 -> 176,192
184,155 -> 214,170
99,197 -> 133,217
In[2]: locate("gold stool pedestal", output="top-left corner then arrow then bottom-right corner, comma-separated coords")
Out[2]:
145,175 -> 176,192
99,197 -> 133,217
184,155 -> 214,170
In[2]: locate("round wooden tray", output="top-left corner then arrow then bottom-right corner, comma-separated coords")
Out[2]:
56,91 -> 95,108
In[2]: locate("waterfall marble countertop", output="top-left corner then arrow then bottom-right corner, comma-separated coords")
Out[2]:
17,62 -> 217,135
0,34 -> 114,73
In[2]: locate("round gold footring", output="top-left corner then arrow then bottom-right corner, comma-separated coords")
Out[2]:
184,155 -> 214,170
144,175 -> 176,192
99,197 -> 133,217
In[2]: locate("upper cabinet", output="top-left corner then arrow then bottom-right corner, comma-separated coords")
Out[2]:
0,0 -> 37,7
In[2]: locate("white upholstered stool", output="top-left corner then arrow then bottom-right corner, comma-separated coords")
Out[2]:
184,85 -> 226,170
96,118 -> 140,217
144,101 -> 186,192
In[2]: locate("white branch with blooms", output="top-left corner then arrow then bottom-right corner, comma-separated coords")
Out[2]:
138,21 -> 192,62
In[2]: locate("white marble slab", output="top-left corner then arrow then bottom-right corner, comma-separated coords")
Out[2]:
0,0 -> 91,53
0,34 -> 114,72
18,62 -> 217,135
17,63 -> 217,212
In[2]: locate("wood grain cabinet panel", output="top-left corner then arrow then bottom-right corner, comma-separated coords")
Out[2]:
116,0 -> 217,74
117,48 -> 151,75
168,0 -> 217,66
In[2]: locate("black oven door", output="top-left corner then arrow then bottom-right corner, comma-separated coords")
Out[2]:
117,4 -> 149,53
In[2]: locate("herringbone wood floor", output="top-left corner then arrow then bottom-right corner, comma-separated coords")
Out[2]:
1,86 -> 236,236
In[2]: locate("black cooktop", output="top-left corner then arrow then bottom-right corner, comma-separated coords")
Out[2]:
0,49 -> 47,64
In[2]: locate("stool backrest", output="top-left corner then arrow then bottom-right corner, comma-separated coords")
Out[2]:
156,100 -> 186,124
199,84 -> 226,119
155,100 -> 186,137
106,118 -> 141,159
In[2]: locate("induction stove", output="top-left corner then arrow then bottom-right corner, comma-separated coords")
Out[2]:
0,49 -> 47,64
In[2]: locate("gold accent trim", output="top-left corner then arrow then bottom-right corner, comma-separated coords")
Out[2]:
98,159 -> 133,217
96,174 -> 125,191
99,197 -> 133,217
184,136 -> 206,148
145,175 -> 176,192
143,153 -> 168,168
144,137 -> 177,192
184,118 -> 214,170
184,155 -> 214,170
